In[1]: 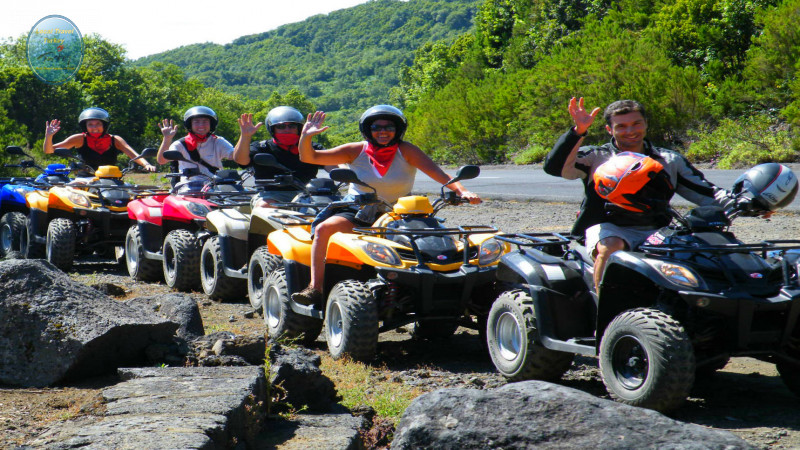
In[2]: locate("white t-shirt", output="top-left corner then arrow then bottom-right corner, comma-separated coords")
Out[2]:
170,135 -> 235,180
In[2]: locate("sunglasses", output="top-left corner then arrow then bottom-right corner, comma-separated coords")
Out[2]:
370,124 -> 396,132
274,123 -> 299,130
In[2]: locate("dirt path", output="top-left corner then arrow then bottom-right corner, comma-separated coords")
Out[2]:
2,199 -> 800,449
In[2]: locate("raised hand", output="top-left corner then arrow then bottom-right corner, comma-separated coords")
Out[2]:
45,119 -> 61,137
238,113 -> 263,137
568,97 -> 600,135
158,119 -> 178,138
302,111 -> 329,137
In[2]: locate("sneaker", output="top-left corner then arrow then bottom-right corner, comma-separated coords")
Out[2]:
292,286 -> 322,306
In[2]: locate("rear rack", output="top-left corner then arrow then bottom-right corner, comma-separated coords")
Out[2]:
640,239 -> 800,258
268,212 -> 315,226
353,225 -> 499,266
496,232 -> 573,249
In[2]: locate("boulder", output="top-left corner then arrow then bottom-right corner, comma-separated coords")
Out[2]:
0,260 -> 178,387
392,380 -> 754,449
269,343 -> 338,413
124,293 -> 205,338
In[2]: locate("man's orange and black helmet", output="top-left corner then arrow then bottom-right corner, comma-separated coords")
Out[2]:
593,152 -> 674,213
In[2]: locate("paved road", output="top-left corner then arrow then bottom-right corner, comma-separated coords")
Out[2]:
412,165 -> 800,212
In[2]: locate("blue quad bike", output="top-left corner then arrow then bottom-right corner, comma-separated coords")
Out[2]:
486,165 -> 800,413
0,145 -> 71,258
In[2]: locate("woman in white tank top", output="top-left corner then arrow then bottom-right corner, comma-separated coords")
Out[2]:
291,105 -> 482,305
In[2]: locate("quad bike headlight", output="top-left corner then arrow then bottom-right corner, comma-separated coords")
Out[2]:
67,191 -> 91,208
183,201 -> 211,218
646,259 -> 700,288
361,241 -> 402,266
478,238 -> 504,265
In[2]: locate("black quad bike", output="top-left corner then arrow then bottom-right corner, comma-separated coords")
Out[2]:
487,185 -> 800,413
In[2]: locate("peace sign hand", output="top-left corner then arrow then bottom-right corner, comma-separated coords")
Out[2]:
568,97 -> 600,135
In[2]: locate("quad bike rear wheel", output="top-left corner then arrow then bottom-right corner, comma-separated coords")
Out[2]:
325,280 -> 379,362
163,229 -> 200,292
0,212 -> 26,259
21,217 -> 45,259
247,246 -> 282,311
125,225 -> 162,281
201,235 -> 246,301
599,307 -> 695,413
487,289 -> 574,381
263,268 -> 322,345
46,218 -> 76,271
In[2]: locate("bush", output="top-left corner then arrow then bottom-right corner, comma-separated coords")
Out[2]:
685,114 -> 797,168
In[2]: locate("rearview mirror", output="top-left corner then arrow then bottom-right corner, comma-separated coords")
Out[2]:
140,147 -> 158,158
252,153 -> 292,175
5,146 -> 25,156
53,148 -> 74,158
454,165 -> 480,182
162,150 -> 191,163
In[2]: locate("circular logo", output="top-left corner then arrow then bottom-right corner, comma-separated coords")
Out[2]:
26,15 -> 84,85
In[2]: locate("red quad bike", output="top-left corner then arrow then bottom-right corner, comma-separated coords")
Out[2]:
125,149 -> 255,291
486,163 -> 800,413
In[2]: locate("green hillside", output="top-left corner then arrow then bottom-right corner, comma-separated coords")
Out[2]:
136,0 -> 480,140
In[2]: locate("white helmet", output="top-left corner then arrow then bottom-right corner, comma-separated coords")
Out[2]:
733,163 -> 798,211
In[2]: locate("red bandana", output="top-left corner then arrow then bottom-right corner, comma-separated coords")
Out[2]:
365,142 -> 399,177
184,132 -> 210,151
273,133 -> 300,155
84,132 -> 113,154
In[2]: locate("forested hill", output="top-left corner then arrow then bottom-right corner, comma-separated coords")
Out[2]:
136,0 -> 479,131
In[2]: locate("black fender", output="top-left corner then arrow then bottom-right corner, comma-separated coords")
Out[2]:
496,249 -> 595,343
597,250 -> 691,337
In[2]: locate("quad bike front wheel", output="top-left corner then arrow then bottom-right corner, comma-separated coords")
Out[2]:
777,361 -> 800,398
21,217 -> 45,259
325,280 -> 379,362
263,268 -> 322,345
201,235 -> 246,301
487,289 -> 574,381
163,229 -> 201,292
599,307 -> 695,413
125,225 -> 162,281
0,212 -> 26,259
46,218 -> 76,271
247,246 -> 282,311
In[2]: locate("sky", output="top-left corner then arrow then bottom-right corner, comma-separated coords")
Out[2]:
3,0 -> 371,60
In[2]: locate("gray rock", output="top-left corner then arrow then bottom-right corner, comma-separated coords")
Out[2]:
0,260 -> 178,387
269,343 -> 338,413
124,293 -> 205,338
392,380 -> 755,449
255,404 -> 367,450
28,366 -> 267,449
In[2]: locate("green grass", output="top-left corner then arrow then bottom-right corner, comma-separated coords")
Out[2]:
320,355 -> 423,419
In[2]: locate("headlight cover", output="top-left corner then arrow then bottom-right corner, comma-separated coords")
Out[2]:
67,192 -> 91,208
361,241 -> 401,266
479,238 -> 504,265
645,259 -> 700,288
184,201 -> 211,218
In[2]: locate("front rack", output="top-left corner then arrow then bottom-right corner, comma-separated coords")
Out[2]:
639,239 -> 800,258
495,232 -> 573,249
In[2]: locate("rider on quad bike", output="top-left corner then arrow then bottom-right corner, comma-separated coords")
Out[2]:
22,147 -> 158,271
0,145 -> 71,258
487,153 -> 800,413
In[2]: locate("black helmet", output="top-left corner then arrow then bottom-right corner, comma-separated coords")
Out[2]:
733,163 -> 798,211
78,107 -> 110,133
183,106 -> 218,133
266,106 -> 304,137
359,104 -> 407,147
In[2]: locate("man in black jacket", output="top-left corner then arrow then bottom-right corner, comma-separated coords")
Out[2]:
543,98 -> 735,292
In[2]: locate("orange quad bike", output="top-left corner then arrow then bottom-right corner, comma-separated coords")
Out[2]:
258,165 -> 509,362
21,147 -> 159,271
